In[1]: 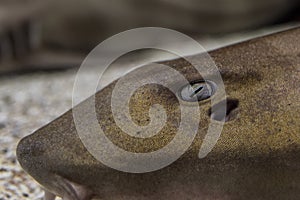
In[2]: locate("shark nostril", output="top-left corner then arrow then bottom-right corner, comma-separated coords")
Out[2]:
179,80 -> 217,102
208,99 -> 239,122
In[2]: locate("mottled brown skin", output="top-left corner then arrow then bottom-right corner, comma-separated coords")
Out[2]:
17,28 -> 300,200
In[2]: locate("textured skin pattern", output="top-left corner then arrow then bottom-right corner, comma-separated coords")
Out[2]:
17,28 -> 300,199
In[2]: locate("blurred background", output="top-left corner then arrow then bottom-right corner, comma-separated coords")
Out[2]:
0,0 -> 300,199
0,0 -> 299,73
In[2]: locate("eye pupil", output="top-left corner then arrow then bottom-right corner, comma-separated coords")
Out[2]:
180,80 -> 216,102
189,85 -> 204,98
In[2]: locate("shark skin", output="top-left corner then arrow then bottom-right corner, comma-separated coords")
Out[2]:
17,28 -> 300,200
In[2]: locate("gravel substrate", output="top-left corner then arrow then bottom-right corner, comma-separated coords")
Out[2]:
0,70 -> 77,200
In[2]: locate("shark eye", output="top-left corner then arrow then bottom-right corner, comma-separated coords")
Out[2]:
179,80 -> 216,102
